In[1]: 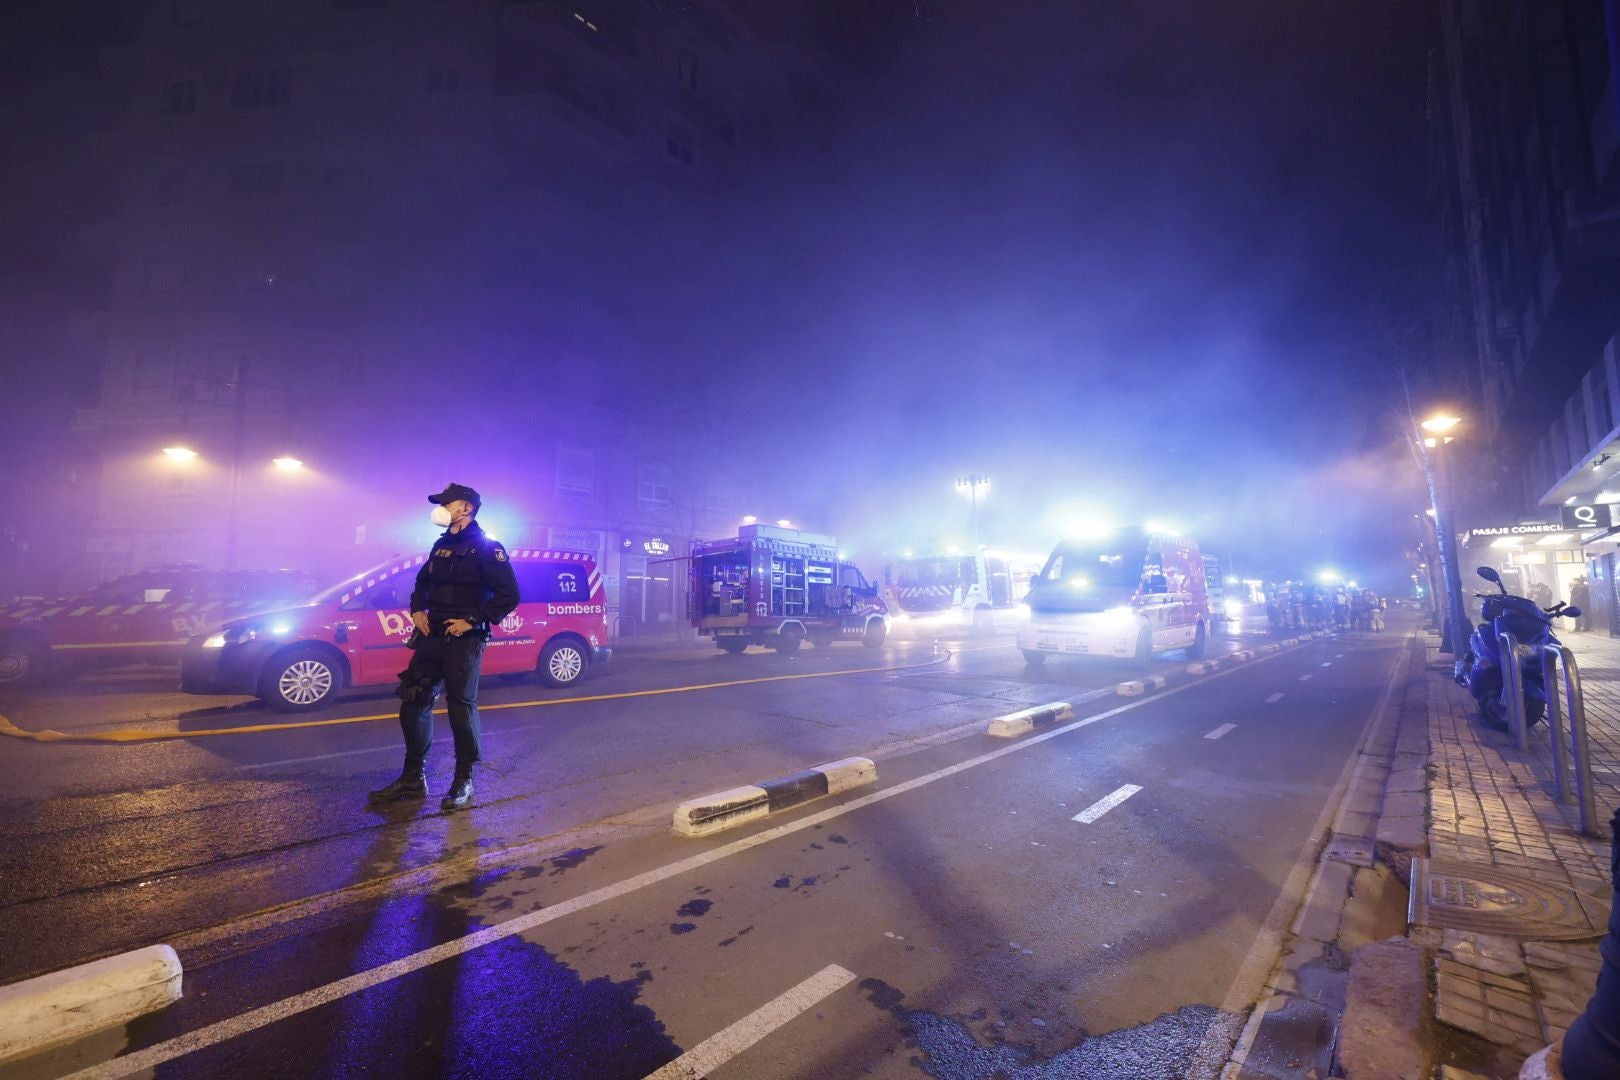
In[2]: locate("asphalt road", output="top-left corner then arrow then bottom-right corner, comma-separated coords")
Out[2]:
0,617 -> 1406,1079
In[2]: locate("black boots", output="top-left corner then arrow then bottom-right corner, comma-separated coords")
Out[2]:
441,772 -> 474,811
368,769 -> 427,803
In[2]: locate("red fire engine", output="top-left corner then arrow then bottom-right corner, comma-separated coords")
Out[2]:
689,525 -> 889,654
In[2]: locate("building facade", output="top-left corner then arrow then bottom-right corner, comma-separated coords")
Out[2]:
1430,0 -> 1620,630
67,0 -> 843,633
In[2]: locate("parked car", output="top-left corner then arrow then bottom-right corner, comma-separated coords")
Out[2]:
0,565 -> 321,686
180,549 -> 612,710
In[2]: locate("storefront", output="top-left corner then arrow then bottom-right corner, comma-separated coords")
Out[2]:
1459,521 -> 1591,622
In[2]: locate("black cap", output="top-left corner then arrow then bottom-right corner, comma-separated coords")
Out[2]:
428,482 -> 482,509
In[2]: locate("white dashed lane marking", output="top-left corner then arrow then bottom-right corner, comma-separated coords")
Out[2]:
1265,692 -> 1284,703
1073,784 -> 1142,824
1298,674 -> 1313,682
1320,662 -> 1332,668
1204,723 -> 1237,740
643,964 -> 857,1079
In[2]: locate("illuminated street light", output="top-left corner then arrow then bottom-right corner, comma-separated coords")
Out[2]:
162,446 -> 199,462
1317,569 -> 1341,584
272,456 -> 304,472
1420,413 -> 1462,434
776,519 -> 794,528
955,474 -> 990,551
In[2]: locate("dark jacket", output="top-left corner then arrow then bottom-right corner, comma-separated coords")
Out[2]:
409,520 -> 520,628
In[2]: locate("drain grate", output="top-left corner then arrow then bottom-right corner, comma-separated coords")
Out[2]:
1409,857 -> 1609,941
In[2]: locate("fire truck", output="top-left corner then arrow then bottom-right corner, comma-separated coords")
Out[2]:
881,550 -> 1039,637
689,524 -> 889,654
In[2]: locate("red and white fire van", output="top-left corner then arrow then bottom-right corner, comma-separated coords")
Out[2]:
180,549 -> 612,710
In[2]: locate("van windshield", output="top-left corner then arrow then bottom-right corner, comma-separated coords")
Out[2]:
1029,529 -> 1147,612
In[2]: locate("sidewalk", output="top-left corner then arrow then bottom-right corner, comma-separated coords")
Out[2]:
1229,628 -> 1617,1080
1420,629 -> 1617,1080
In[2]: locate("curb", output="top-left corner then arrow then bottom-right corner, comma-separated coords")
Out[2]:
986,701 -> 1073,738
0,944 -> 182,1064
1115,674 -> 1167,697
673,757 -> 876,838
1187,660 -> 1220,675
1258,643 -> 1281,655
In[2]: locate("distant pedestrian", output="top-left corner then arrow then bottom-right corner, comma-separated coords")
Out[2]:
1572,575 -> 1592,633
369,483 -> 520,811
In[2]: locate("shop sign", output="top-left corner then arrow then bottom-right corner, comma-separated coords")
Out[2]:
1561,503 -> 1616,531
643,538 -> 672,557
1463,522 -> 1564,544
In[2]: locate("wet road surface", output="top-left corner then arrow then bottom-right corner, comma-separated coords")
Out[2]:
0,621 -> 1405,1079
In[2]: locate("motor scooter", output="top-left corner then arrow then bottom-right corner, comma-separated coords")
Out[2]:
1454,566 -> 1580,731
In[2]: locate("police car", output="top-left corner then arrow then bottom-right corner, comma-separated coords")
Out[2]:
0,566 -> 321,687
179,550 -> 613,711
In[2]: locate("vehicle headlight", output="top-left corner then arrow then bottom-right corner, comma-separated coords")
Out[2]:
204,623 -> 265,648
201,632 -> 228,649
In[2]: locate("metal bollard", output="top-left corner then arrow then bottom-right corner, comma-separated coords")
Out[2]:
1556,644 -> 1599,837
1543,647 -> 1570,804
1499,631 -> 1528,750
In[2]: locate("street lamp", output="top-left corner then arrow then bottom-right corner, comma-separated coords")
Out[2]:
162,446 -> 199,462
1416,411 -> 1470,657
271,456 -> 304,472
955,474 -> 990,552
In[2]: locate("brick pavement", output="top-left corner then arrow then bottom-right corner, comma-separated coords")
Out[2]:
1423,628 -> 1618,1075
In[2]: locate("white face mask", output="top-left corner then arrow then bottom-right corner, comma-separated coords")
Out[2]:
430,505 -> 454,528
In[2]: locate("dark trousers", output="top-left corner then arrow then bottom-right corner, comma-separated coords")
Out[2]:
396,632 -> 486,773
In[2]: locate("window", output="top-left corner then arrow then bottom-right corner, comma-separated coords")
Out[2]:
425,65 -> 462,93
556,447 -> 594,497
163,80 -> 198,115
514,561 -> 591,603
231,69 -> 291,110
229,162 -> 281,197
675,49 -> 698,93
132,345 -> 173,396
1592,369 -> 1615,438
637,464 -> 674,513
665,123 -> 694,165
157,170 -> 188,207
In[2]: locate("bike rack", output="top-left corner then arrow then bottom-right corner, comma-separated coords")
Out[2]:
1541,644 -> 1599,837
1497,631 -> 1529,750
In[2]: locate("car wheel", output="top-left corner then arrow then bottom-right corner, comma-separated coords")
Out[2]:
540,639 -> 589,688
1134,627 -> 1153,670
971,607 -> 993,636
773,629 -> 803,655
862,620 -> 887,649
717,639 -> 748,655
0,637 -> 45,687
263,649 -> 341,712
808,634 -> 837,649
1022,649 -> 1047,666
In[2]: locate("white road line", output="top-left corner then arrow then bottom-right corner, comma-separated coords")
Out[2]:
64,646 -> 1304,1080
1072,784 -> 1142,823
1298,674 -> 1313,682
1265,693 -> 1284,703
232,743 -> 399,771
1204,723 -> 1237,740
643,965 -> 856,1079
1320,662 -> 1332,668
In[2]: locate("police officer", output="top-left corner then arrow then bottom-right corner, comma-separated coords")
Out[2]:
369,482 -> 520,811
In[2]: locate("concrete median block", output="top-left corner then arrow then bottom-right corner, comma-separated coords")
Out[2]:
673,757 -> 877,838
1116,680 -> 1146,697
1259,643 -> 1281,654
0,944 -> 182,1064
1146,675 -> 1166,689
987,701 -> 1074,738
1186,660 -> 1219,675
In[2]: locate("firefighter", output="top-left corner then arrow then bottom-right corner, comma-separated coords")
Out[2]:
369,482 -> 520,811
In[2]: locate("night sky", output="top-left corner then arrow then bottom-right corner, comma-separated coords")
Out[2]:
0,1 -> 1439,590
